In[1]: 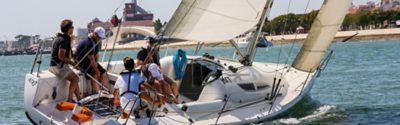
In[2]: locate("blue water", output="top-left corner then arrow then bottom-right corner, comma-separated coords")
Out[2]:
0,40 -> 399,124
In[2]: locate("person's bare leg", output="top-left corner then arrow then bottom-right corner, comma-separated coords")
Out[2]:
163,75 -> 179,102
140,92 -> 162,107
161,80 -> 172,95
122,111 -> 129,119
67,73 -> 81,100
91,79 -> 100,94
154,81 -> 166,104
101,73 -> 110,91
171,82 -> 179,103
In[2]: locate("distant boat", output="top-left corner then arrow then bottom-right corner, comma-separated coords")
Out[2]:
235,32 -> 273,48
24,0 -> 351,124
256,36 -> 273,48
26,45 -> 51,55
3,50 -> 24,56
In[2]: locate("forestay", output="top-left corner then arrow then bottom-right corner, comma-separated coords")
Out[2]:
292,0 -> 352,72
163,0 -> 268,42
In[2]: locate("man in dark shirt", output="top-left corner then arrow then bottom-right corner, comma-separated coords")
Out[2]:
136,37 -> 160,67
136,37 -> 179,103
49,19 -> 81,102
74,27 -> 110,93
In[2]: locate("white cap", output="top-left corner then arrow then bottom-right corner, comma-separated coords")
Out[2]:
94,27 -> 106,39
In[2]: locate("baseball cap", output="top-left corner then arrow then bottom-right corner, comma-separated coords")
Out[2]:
94,27 -> 106,39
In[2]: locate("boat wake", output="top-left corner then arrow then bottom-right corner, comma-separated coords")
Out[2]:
277,105 -> 344,124
263,96 -> 346,124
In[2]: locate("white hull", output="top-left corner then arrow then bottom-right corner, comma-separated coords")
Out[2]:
236,38 -> 249,48
24,56 -> 318,125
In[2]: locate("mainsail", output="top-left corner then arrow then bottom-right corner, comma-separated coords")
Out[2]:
292,0 -> 352,72
163,0 -> 269,42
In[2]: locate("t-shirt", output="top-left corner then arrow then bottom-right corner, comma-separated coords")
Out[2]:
136,46 -> 160,65
148,63 -> 164,80
50,33 -> 73,66
74,37 -> 100,69
114,71 -> 145,100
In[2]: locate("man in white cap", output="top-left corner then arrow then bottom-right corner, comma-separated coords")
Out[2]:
74,27 -> 110,94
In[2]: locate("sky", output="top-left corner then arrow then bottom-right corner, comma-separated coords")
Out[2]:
0,0 -> 379,40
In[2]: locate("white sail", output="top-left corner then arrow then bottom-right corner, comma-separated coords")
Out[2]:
163,0 -> 268,42
292,0 -> 351,72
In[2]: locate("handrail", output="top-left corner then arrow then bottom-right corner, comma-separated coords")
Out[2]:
300,70 -> 312,95
30,41 -> 42,74
36,44 -> 44,77
316,50 -> 334,77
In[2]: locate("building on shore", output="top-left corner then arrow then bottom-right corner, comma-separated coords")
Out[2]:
6,41 -> 18,51
381,0 -> 400,11
349,0 -> 400,13
77,0 -> 154,44
0,41 -> 4,50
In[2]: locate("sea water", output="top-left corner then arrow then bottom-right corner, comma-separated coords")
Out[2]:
0,40 -> 399,124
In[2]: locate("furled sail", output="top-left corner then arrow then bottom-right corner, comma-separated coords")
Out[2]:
163,0 -> 269,42
292,0 -> 351,72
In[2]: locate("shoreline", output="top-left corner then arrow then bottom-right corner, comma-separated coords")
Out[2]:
267,28 -> 400,44
102,28 -> 400,51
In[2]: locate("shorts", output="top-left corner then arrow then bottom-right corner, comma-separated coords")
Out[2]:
120,97 -> 141,112
49,63 -> 74,80
80,63 -> 106,79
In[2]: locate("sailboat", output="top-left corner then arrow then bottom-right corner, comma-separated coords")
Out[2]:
24,0 -> 351,124
234,32 -> 273,48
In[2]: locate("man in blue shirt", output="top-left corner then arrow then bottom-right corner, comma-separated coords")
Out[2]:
74,27 -> 110,93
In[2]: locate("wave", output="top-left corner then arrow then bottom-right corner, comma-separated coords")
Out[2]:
263,95 -> 346,124
277,105 -> 344,124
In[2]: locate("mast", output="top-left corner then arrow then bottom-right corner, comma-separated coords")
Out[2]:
244,0 -> 274,66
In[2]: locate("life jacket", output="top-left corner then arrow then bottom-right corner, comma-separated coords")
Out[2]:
120,70 -> 142,97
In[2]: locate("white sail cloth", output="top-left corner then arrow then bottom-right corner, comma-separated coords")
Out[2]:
292,0 -> 352,72
163,0 -> 268,42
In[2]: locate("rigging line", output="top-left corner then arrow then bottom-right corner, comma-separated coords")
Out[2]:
274,0 -> 293,78
101,37 -> 110,62
147,90 -> 160,125
164,115 -> 191,124
281,0 -> 312,77
153,100 -> 267,114
124,98 -> 139,125
114,0 -> 128,13
101,0 -> 128,62
106,15 -> 124,71
115,99 -> 136,121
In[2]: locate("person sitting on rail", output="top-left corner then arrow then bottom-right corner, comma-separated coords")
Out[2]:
74,27 -> 110,94
136,36 -> 180,103
49,19 -> 81,102
148,63 -> 179,103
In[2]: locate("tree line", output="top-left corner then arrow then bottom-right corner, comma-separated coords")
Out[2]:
262,10 -> 400,35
